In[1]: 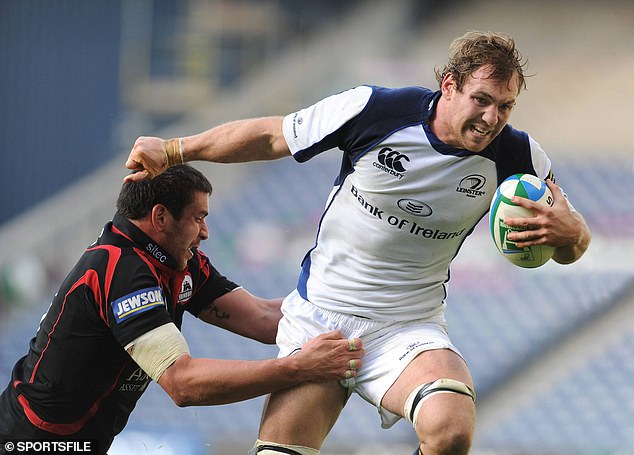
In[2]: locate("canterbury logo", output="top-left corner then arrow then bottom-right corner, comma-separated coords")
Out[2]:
374,147 -> 410,179
377,147 -> 410,172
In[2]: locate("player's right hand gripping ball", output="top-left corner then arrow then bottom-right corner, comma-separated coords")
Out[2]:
489,173 -> 555,268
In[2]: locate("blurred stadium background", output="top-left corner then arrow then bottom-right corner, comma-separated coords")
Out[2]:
1,0 -> 633,454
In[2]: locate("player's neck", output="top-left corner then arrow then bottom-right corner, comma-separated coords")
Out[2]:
428,96 -> 453,147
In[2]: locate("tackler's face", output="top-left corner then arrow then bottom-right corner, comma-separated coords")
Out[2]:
440,65 -> 520,153
162,191 -> 210,270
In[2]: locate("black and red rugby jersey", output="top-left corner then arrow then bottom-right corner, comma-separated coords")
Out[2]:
0,213 -> 238,451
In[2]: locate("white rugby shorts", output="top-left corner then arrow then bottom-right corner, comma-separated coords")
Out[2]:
276,289 -> 464,428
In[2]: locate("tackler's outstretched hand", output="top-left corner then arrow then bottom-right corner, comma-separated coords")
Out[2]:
505,179 -> 590,263
292,331 -> 364,382
125,136 -> 182,182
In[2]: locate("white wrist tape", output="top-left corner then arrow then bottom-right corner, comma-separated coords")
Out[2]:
126,322 -> 190,382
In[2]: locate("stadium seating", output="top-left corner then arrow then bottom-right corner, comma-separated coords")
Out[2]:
479,329 -> 634,452
447,270 -> 634,398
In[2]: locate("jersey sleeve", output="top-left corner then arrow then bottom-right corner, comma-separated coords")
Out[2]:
491,125 -> 553,185
185,251 -> 240,317
105,254 -> 173,348
527,134 -> 576,209
282,85 -> 433,168
282,85 -> 373,162
527,135 -> 553,180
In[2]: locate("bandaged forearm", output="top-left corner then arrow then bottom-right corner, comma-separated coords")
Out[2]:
164,138 -> 184,167
125,322 -> 190,382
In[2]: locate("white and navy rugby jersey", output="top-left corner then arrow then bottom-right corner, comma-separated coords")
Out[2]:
282,85 -> 552,320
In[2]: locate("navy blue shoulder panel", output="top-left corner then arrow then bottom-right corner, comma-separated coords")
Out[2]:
342,86 -> 433,159
326,86 -> 434,184
297,86 -> 433,161
483,124 -> 537,186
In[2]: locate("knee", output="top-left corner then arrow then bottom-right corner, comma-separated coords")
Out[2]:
404,379 -> 476,455
419,424 -> 472,455
415,409 -> 474,455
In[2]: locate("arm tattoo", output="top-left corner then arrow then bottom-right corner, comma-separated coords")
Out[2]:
205,302 -> 230,320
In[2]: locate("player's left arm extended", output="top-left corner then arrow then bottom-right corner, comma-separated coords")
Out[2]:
506,179 -> 591,264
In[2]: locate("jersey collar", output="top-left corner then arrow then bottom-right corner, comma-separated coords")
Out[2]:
112,212 -> 180,270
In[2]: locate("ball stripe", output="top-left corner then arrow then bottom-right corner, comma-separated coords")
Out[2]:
517,175 -> 546,201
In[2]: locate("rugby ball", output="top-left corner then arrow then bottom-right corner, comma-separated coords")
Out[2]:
489,174 -> 555,268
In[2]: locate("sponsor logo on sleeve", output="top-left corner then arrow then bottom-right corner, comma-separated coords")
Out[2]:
291,113 -> 302,139
111,287 -> 165,324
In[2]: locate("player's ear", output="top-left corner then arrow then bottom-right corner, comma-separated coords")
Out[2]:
151,204 -> 170,231
441,73 -> 457,98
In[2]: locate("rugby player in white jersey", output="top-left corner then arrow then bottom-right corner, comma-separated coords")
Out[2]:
125,31 -> 590,455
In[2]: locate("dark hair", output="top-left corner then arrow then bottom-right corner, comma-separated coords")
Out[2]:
435,31 -> 528,94
117,165 -> 213,220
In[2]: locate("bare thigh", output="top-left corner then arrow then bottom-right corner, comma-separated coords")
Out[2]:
258,380 -> 348,449
381,348 -> 476,441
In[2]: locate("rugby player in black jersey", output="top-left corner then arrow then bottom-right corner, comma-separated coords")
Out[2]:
0,165 -> 364,454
